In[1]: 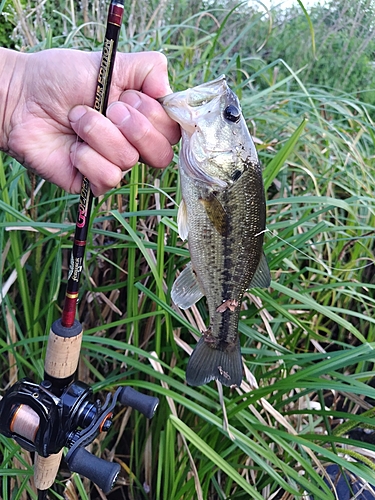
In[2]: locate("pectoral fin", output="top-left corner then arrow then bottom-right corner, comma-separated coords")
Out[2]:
248,252 -> 271,289
171,262 -> 205,310
177,199 -> 189,240
200,194 -> 228,236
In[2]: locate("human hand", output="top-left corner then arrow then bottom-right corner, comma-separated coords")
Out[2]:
0,48 -> 180,195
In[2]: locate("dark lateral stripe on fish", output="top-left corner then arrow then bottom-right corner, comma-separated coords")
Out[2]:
186,335 -> 242,387
216,308 -> 238,345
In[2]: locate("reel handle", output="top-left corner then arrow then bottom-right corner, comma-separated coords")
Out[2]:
119,386 -> 159,419
65,447 -> 121,494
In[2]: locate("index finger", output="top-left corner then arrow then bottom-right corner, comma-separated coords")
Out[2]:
113,52 -> 173,99
118,90 -> 181,145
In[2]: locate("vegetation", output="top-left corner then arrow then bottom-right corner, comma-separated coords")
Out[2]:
260,0 -> 375,107
1,0 -> 375,499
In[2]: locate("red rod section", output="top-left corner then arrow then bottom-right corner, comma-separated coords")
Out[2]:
61,0 -> 125,328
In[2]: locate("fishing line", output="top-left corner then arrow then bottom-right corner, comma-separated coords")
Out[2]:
266,228 -> 375,274
139,182 -> 178,207
112,186 -> 374,276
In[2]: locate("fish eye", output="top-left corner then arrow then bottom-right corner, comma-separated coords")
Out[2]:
224,105 -> 241,123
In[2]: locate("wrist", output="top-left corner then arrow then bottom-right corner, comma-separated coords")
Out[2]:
0,48 -> 26,153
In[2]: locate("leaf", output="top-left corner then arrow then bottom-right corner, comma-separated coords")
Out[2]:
263,118 -> 308,190
170,415 -> 265,499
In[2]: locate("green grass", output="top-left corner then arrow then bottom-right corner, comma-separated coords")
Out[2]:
2,1 -> 375,499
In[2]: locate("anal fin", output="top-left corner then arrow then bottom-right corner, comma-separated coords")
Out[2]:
171,262 -> 204,310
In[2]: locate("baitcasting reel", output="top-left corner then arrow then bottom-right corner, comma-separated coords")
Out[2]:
0,377 -> 159,493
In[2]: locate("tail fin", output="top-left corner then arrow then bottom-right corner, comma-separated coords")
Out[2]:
186,336 -> 242,387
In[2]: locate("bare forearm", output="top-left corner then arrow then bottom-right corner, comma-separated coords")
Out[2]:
0,48 -> 26,153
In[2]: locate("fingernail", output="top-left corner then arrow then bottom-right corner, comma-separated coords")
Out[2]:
107,102 -> 131,126
69,105 -> 87,123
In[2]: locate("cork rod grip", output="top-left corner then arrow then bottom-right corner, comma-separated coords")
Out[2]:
34,318 -> 83,492
44,318 -> 83,381
34,450 -> 64,491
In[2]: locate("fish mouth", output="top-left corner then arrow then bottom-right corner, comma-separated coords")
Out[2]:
185,75 -> 227,107
158,75 -> 227,107
158,75 -> 228,130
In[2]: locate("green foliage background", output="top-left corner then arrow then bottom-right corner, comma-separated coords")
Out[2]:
1,0 -> 375,499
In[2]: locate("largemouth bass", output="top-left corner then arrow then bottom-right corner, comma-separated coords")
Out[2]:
160,76 -> 270,387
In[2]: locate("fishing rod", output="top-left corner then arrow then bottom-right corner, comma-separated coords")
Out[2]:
0,1 -> 159,497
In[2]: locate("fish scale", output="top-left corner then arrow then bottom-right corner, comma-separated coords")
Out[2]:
159,76 -> 271,387
185,161 -> 265,363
